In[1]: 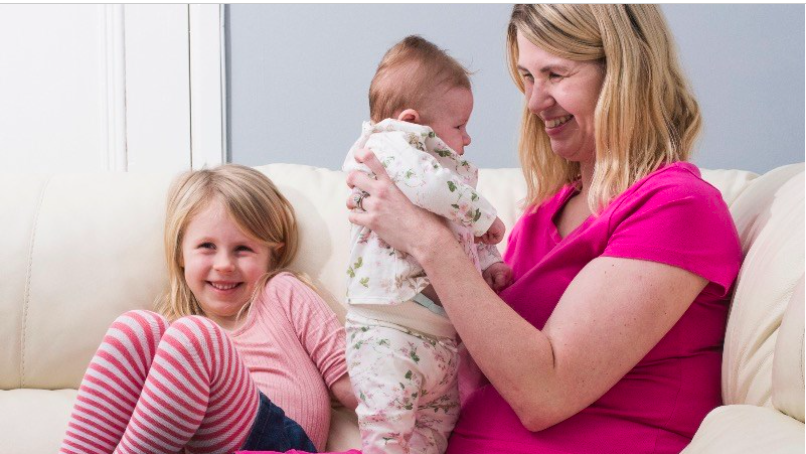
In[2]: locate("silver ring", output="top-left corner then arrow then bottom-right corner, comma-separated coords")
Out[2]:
356,192 -> 368,210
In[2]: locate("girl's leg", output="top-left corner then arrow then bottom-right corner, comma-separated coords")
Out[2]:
113,315 -> 260,454
60,310 -> 170,454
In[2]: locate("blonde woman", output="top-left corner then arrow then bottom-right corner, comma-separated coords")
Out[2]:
60,164 -> 356,454
346,5 -> 741,454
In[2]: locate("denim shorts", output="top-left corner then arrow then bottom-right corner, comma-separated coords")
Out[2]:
240,391 -> 317,452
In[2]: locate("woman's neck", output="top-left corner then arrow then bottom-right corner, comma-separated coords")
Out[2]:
577,160 -> 595,201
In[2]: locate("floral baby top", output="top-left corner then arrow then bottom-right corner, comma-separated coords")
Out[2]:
342,119 -> 501,307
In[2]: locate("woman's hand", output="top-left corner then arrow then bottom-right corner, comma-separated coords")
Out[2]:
345,148 -> 452,259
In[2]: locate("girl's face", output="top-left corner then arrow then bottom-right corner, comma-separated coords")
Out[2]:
515,30 -> 604,164
181,198 -> 271,330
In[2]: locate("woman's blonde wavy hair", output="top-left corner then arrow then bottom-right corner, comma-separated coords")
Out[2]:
507,4 -> 702,212
156,164 -> 311,321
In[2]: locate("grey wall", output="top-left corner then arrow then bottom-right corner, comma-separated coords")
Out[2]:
226,4 -> 804,174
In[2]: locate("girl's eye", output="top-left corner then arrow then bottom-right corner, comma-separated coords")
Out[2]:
235,245 -> 254,253
199,242 -> 214,249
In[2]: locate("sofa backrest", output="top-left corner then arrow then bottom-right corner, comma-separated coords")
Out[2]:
2,161 -> 802,421
720,163 -> 805,422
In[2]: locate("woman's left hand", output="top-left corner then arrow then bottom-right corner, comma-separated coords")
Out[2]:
346,148 -> 451,259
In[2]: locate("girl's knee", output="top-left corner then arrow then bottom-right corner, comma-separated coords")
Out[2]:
113,310 -> 169,333
164,315 -> 224,343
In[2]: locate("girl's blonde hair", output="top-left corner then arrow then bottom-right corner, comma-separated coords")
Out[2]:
507,4 -> 702,211
156,164 -> 306,321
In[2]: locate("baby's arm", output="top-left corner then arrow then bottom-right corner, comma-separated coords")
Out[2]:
357,132 -> 498,237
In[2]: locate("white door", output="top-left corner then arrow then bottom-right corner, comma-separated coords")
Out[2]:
0,4 -> 224,173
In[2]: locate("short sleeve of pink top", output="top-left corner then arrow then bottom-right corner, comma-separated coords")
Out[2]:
448,163 -> 742,454
228,272 -> 348,452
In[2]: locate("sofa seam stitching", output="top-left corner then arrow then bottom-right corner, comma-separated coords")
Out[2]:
20,176 -> 51,387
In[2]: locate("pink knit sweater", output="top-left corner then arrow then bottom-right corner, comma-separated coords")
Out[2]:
228,272 -> 348,451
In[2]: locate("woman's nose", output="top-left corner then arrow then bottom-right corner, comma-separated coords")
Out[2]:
526,83 -> 553,115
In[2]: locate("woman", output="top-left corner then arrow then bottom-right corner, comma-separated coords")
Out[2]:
346,5 -> 742,454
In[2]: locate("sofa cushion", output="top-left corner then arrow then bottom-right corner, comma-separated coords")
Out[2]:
0,173 -> 172,390
772,275 -> 805,422
681,404 -> 804,454
0,389 -> 76,452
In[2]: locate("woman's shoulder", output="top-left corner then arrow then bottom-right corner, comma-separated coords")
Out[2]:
636,162 -> 718,195
613,162 -> 725,213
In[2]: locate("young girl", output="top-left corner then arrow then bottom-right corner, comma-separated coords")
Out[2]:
59,164 -> 357,454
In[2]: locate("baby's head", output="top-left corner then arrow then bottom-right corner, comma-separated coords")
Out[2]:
158,164 -> 299,322
370,35 -> 474,155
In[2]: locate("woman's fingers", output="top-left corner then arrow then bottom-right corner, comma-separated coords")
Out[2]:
354,149 -> 390,182
346,169 -> 375,191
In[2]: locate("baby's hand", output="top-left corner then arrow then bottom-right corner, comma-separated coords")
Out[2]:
476,217 -> 505,244
482,262 -> 514,293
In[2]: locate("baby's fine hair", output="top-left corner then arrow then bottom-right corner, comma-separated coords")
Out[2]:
156,164 -> 300,321
369,35 -> 472,123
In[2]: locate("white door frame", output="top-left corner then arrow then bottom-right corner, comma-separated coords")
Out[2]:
189,4 -> 226,170
124,4 -> 226,172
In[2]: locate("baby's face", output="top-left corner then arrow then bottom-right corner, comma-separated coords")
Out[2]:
426,87 -> 473,156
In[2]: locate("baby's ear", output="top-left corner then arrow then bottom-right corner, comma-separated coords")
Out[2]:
397,108 -> 421,124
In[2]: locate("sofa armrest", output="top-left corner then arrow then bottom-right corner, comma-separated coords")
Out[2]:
682,404 -> 804,454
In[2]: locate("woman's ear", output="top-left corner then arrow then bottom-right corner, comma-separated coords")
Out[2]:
397,108 -> 421,124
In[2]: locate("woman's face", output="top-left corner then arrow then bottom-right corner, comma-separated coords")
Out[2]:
516,31 -> 605,164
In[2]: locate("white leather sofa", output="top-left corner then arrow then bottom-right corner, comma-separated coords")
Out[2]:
1,162 -> 803,453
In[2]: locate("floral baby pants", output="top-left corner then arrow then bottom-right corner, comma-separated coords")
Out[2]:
345,313 -> 460,454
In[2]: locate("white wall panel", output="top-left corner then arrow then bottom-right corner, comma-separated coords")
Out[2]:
0,5 -> 106,172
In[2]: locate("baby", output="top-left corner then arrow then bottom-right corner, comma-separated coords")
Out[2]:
342,35 -> 512,454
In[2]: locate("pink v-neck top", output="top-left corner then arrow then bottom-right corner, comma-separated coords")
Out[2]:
229,272 -> 348,451
448,162 -> 742,454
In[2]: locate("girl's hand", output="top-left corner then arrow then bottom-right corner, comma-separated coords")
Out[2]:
330,373 -> 358,410
346,148 -> 451,258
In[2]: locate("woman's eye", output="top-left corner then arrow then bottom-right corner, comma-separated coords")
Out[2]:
522,73 -> 534,82
549,72 -> 563,80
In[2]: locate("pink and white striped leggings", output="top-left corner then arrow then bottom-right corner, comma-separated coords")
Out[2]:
59,310 -> 260,454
